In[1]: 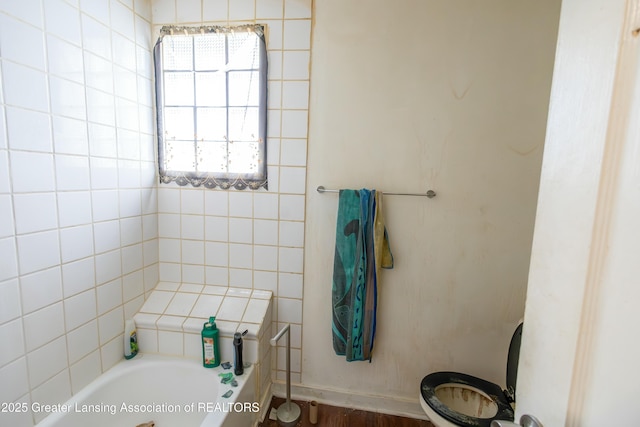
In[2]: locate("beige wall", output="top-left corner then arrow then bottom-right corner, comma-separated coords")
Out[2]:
303,0 -> 561,415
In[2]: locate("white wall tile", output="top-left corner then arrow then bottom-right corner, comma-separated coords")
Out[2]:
283,19 -> 311,50
177,0 -> 201,22
122,243 -> 143,274
278,246 -> 303,273
181,215 -> 204,239
205,266 -> 228,286
100,332 -> 123,370
1,62 -> 49,112
30,370 -> 71,423
0,195 -> 13,238
229,268 -> 252,288
53,116 -> 89,155
158,330 -> 183,355
253,245 -> 278,271
257,0 -> 283,19
0,279 -> 21,324
92,190 -> 120,221
10,151 -> 55,193
47,35 -> 85,83
20,267 -> 63,315
122,270 -> 144,302
204,190 -> 228,216
97,306 -> 124,345
50,77 -> 87,120
181,240 -> 204,265
59,224 -> 94,263
111,0 -> 136,40
23,302 -> 65,351
202,0 -> 227,21
26,336 -> 68,388
64,289 -> 97,331
80,0 -> 110,24
278,272 -> 302,299
152,0 -> 176,23
279,220 -> 304,247
88,123 -> 117,157
0,358 -> 29,403
229,217 -> 252,243
95,249 -> 123,285
0,319 -> 24,366
135,14 -> 152,48
7,107 -> 53,152
86,88 -> 116,126
229,243 -> 252,269
280,139 -> 307,166
0,152 -> 9,194
120,216 -> 143,246
97,279 -> 122,315
279,194 -> 304,221
66,320 -> 99,363
134,0 -> 152,21
267,51 -> 283,79
229,0 -> 255,20
253,270 -> 277,293
56,155 -> 91,191
253,193 -> 279,219
282,50 -> 310,80
0,14 -> 46,70
277,297 -> 302,324
45,0 -> 82,45
57,191 -> 93,228
158,214 -> 180,239
181,189 -> 204,214
70,350 -> 101,394
282,81 -> 309,109
281,110 -> 308,138
279,167 -> 306,194
13,193 -> 58,234
254,219 -> 278,245
0,107 -> 6,151
82,14 -> 112,60
1,0 -> 44,28
94,220 -> 121,253
205,216 -> 228,242
229,191 -> 253,217
284,0 -> 311,18
61,258 -> 95,298
0,238 -> 18,282
17,230 -> 61,275
120,188 -> 142,217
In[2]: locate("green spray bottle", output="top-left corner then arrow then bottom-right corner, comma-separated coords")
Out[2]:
201,316 -> 220,368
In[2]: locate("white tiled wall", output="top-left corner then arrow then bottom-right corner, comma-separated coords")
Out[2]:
0,0 -> 157,425
151,0 -> 311,384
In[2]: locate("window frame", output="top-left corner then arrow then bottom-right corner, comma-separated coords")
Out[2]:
153,25 -> 268,190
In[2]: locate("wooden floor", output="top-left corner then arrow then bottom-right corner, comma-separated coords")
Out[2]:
259,397 -> 434,427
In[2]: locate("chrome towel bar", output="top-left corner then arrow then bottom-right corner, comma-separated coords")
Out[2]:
316,185 -> 436,198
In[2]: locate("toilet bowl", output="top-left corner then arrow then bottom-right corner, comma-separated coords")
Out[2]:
419,323 -> 523,427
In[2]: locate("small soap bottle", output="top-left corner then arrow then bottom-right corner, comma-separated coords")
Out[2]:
201,316 -> 220,368
124,319 -> 138,359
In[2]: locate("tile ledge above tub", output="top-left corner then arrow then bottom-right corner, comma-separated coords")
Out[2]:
134,283 -> 273,340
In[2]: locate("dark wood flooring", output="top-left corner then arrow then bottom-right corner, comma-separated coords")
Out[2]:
259,397 -> 434,427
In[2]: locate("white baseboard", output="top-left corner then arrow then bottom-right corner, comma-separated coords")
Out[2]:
270,381 -> 429,421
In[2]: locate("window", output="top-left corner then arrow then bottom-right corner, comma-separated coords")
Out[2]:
154,25 -> 268,190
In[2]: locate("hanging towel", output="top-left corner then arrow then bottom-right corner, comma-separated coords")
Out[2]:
332,189 -> 393,361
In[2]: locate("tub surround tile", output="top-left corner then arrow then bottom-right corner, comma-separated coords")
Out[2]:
133,285 -> 272,401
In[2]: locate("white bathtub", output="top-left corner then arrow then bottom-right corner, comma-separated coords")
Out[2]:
35,354 -> 257,427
